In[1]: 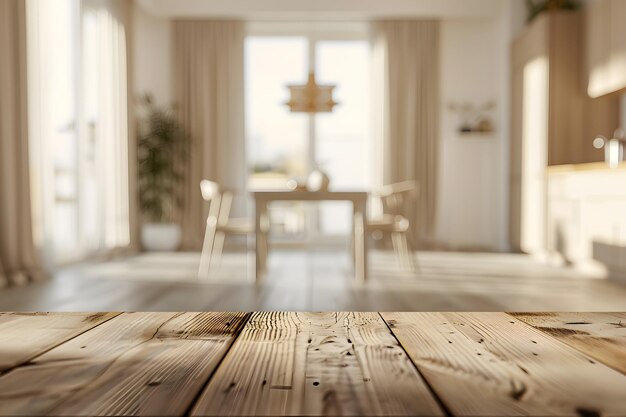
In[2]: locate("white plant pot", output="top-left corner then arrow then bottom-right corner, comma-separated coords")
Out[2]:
141,223 -> 182,251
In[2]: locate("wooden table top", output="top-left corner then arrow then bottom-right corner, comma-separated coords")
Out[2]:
252,189 -> 368,201
0,312 -> 624,416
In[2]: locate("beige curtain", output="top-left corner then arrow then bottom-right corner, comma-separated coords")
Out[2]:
173,20 -> 245,250
0,0 -> 43,286
372,20 -> 440,244
95,0 -> 135,252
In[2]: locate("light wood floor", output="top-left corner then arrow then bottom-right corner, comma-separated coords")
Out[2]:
1,250 -> 625,311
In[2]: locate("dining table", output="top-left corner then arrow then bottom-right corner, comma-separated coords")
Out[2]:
251,189 -> 369,283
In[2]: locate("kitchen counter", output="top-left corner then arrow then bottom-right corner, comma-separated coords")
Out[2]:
547,164 -> 626,281
547,161 -> 626,173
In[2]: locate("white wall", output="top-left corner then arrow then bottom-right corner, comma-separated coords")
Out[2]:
436,18 -> 503,250
435,1 -> 524,251
132,3 -> 172,105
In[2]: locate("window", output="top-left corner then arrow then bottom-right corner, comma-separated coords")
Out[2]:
246,37 -> 309,181
315,40 -> 372,235
245,25 -> 372,241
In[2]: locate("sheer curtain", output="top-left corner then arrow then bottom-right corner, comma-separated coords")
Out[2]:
90,0 -> 132,251
0,0 -> 43,286
372,20 -> 440,244
27,0 -> 133,266
173,20 -> 246,250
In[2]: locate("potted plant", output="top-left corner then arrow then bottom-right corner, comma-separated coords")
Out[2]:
137,94 -> 189,251
525,0 -> 579,22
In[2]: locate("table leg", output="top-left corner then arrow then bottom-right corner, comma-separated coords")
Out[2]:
353,199 -> 367,283
255,199 -> 269,283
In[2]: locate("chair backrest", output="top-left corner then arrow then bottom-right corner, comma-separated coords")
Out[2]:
200,180 -> 219,201
379,180 -> 419,218
217,189 -> 234,226
200,179 -> 233,226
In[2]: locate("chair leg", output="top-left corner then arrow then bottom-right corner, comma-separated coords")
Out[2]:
210,230 -> 226,272
402,233 -> 412,271
409,229 -> 421,274
350,226 -> 356,268
391,232 -> 403,269
391,231 -> 418,273
198,218 -> 217,279
401,231 -> 420,274
398,232 -> 408,270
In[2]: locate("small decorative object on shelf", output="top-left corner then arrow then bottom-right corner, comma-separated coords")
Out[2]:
447,100 -> 496,136
476,117 -> 494,133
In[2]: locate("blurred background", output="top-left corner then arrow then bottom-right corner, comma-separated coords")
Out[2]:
1,0 -> 625,311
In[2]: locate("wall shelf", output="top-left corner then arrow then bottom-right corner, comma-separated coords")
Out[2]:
457,131 -> 495,139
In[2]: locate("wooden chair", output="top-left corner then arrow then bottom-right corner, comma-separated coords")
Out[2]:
198,180 -> 254,279
367,180 -> 419,272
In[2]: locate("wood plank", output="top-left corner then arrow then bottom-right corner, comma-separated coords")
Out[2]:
0,312 -> 249,416
0,312 -> 179,415
0,312 -> 119,372
191,312 -> 443,416
511,312 -> 626,375
382,312 -> 626,416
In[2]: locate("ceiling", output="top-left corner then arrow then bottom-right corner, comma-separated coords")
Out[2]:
136,0 -> 507,20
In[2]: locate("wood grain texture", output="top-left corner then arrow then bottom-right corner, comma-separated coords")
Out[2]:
382,312 -> 626,417
511,312 -> 626,375
0,312 -> 249,416
0,312 -> 179,415
191,312 -> 443,416
0,312 -> 118,372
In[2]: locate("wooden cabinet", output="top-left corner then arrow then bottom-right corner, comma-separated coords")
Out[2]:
509,11 -> 619,253
586,0 -> 626,97
610,0 -> 626,95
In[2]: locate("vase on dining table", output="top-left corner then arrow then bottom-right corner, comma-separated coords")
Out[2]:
306,167 -> 330,192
